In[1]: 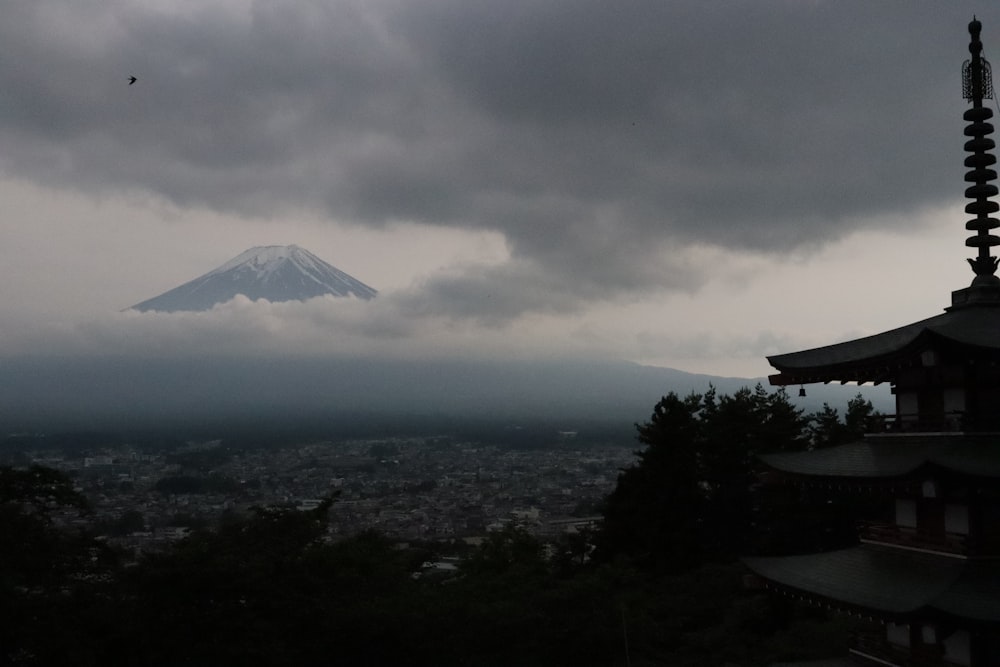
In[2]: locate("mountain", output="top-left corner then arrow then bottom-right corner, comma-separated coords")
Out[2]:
0,355 -> 893,435
129,245 -> 377,312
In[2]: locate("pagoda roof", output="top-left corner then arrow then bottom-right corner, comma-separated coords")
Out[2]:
759,435 -> 1000,479
766,18 -> 1000,387
744,544 -> 1000,623
769,660 -> 856,667
767,301 -> 1000,386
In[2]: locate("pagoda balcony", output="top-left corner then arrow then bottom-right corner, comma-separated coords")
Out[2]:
858,522 -> 1000,558
850,630 -> 963,667
859,522 -> 968,557
873,412 -> 1000,434
849,630 -> 907,666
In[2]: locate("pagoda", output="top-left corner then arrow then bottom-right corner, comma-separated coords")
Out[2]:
744,20 -> 1000,667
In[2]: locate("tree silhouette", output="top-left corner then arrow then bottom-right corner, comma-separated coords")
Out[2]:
0,466 -> 119,666
595,386 -> 809,571
808,393 -> 879,449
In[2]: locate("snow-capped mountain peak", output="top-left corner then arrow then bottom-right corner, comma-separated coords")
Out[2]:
129,245 -> 377,312
211,245 -> 305,275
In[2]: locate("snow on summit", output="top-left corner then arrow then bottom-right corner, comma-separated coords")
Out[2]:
129,245 -> 377,313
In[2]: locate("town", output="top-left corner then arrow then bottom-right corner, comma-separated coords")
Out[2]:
11,431 -> 639,554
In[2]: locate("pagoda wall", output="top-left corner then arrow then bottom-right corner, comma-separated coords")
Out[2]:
854,621 -> 978,666
865,474 -> 999,558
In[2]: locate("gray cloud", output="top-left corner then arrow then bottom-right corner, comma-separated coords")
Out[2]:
634,329 -> 802,367
0,294 -> 599,364
0,1 -> 990,318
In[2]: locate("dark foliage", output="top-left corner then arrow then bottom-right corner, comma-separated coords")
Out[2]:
0,466 -> 119,666
596,391 -> 706,572
594,385 -> 817,571
807,394 -> 880,449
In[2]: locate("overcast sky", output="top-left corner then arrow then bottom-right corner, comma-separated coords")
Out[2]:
1,1 -> 996,379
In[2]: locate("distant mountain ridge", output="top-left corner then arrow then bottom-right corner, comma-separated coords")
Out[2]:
129,245 -> 377,312
0,355 -> 893,434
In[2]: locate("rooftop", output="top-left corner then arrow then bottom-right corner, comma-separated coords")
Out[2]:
744,544 -> 1000,623
767,305 -> 1000,386
759,434 -> 1000,479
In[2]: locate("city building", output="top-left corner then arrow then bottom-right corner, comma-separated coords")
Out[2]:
744,19 -> 1000,667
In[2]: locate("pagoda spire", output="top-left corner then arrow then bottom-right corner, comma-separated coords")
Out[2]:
962,17 -> 1000,285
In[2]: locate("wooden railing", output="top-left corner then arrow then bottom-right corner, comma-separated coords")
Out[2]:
874,411 -> 1000,433
859,522 -> 968,556
875,412 -> 966,433
860,522 -> 1000,558
850,632 -> 906,666
850,632 -> 964,667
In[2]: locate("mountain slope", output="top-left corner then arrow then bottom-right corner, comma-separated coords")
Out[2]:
129,245 -> 377,312
0,355 -> 893,434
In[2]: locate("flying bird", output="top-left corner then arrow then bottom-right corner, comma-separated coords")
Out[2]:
128,76 -> 137,85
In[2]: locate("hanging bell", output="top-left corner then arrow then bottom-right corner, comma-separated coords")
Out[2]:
798,385 -> 807,397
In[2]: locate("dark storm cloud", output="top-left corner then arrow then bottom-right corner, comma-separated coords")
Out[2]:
0,1 -> 991,315
394,249 -> 705,323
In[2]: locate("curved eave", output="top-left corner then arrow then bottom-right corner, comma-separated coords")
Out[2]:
767,305 -> 1000,386
744,545 -> 1000,623
758,436 -> 1000,479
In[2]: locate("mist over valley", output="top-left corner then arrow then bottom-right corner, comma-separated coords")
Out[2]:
0,353 -> 888,439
